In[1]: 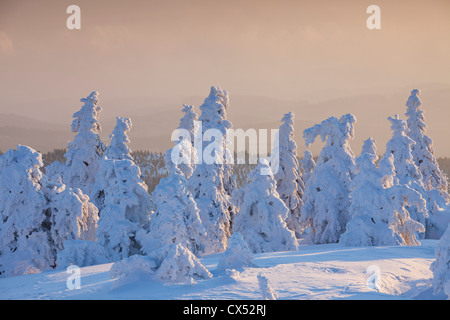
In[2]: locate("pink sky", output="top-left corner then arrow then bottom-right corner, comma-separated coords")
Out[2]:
0,0 -> 449,155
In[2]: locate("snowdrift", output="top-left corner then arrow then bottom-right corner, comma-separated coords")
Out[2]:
0,241 -> 445,300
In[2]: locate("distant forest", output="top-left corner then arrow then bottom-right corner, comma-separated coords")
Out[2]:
0,148 -> 440,195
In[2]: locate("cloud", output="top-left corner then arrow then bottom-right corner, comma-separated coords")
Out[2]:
0,31 -> 14,54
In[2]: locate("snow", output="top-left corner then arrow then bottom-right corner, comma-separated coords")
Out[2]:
0,240 -> 443,300
1,88 -> 449,300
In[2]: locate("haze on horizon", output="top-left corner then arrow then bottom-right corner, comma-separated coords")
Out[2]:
0,0 -> 449,156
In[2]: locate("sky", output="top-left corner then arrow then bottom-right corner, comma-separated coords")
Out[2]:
0,0 -> 449,155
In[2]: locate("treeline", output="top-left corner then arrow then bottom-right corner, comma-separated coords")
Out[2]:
38,148 -> 449,193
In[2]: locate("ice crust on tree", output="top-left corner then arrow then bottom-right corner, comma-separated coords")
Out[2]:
273,112 -> 304,238
233,159 -> 298,253
339,138 -> 427,246
92,117 -> 151,262
188,86 -> 235,254
0,145 -> 99,277
300,114 -> 356,244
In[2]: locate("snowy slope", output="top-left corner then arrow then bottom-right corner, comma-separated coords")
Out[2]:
0,241 -> 444,300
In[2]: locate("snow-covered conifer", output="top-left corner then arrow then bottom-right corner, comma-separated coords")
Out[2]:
217,232 -> 254,271
92,117 -> 151,262
59,91 -> 105,195
274,112 -> 304,238
188,87 -> 235,254
0,146 -> 51,277
104,116 -> 133,161
430,223 -> 450,297
179,104 -> 198,144
300,150 -> 315,185
383,115 -> 437,237
339,139 -> 427,246
0,145 -> 99,277
405,89 -> 449,202
233,159 -> 298,253
57,240 -> 107,269
153,243 -> 212,283
137,145 -> 206,256
43,178 -> 99,245
172,104 -> 199,179
300,114 -> 356,244
110,243 -> 212,284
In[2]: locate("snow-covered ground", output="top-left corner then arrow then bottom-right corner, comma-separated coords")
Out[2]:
0,240 -> 445,300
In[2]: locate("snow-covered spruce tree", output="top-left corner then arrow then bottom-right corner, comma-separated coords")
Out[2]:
153,243 -> 212,283
273,112 -> 304,238
57,91 -> 105,195
405,89 -> 449,202
0,146 -> 51,277
299,114 -> 356,244
430,223 -> 450,298
339,139 -> 427,246
92,117 -> 151,262
179,104 -> 198,144
44,177 -> 99,245
339,138 -> 387,246
0,146 -> 99,277
110,243 -> 212,284
137,141 -> 206,256
188,86 -> 235,254
104,116 -> 133,161
173,104 -> 198,179
383,115 -> 434,237
217,232 -> 254,272
233,159 -> 298,253
300,150 -> 316,186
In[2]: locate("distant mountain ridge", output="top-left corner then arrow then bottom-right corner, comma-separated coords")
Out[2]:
1,85 -> 449,157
